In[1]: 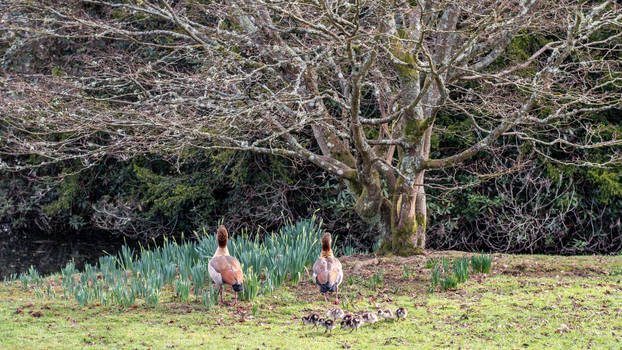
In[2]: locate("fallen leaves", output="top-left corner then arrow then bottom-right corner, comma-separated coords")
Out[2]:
383,337 -> 404,345
29,311 -> 43,318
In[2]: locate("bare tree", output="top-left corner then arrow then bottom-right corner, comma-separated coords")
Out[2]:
1,0 -> 620,254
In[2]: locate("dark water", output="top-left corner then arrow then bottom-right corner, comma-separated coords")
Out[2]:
0,226 -> 133,279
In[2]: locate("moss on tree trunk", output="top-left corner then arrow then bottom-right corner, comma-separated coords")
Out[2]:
377,188 -> 426,256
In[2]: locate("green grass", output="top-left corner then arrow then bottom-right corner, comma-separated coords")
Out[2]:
1,254 -> 621,349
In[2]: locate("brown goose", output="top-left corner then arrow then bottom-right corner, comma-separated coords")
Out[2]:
208,225 -> 244,306
312,233 -> 343,304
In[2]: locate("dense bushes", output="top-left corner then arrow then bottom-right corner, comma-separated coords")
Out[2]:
1,92 -> 621,255
0,150 -> 376,249
424,109 -> 622,254
426,160 -> 622,254
3,146 -> 620,255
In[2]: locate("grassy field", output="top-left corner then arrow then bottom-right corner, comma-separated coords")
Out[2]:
1,252 -> 621,349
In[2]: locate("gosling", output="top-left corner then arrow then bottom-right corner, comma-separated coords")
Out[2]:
378,309 -> 395,320
326,308 -> 345,320
350,315 -> 362,332
322,318 -> 336,334
361,311 -> 379,325
302,313 -> 320,328
396,307 -> 408,321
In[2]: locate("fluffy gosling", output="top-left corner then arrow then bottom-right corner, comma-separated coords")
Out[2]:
378,309 -> 395,320
340,316 -> 352,330
396,307 -> 408,321
326,308 -> 345,319
302,313 -> 320,328
322,319 -> 336,334
361,311 -> 379,325
350,315 -> 362,332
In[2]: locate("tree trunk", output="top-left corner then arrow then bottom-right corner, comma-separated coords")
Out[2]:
376,171 -> 426,256
376,118 -> 432,256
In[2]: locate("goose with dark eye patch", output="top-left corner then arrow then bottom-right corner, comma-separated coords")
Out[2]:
208,225 -> 244,306
312,233 -> 343,304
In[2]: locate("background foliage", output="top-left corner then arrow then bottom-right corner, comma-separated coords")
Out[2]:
2,135 -> 620,255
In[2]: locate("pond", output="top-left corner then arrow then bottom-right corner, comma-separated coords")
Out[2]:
0,226 -> 135,279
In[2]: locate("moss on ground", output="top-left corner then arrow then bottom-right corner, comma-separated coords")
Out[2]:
1,253 -> 621,349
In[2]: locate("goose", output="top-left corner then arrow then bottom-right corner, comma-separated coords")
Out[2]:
312,233 -> 343,304
314,316 -> 323,329
208,225 -> 244,306
317,318 -> 326,331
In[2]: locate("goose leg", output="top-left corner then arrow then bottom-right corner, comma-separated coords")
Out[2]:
334,286 -> 339,305
229,291 -> 238,306
218,286 -> 224,305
